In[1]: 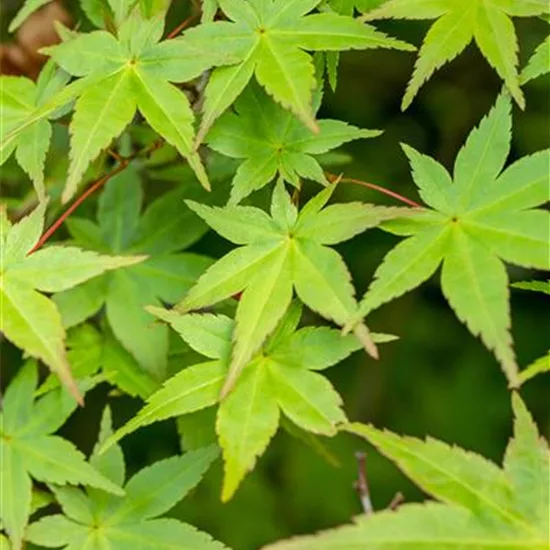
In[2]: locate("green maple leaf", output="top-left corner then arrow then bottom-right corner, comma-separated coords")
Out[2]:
328,0 -> 386,16
100,301 -> 396,500
181,0 -> 414,144
207,82 -> 381,204
520,33 -> 550,84
25,407 -> 226,550
0,201 -> 143,399
175,181 -> 404,395
0,62 -> 70,199
262,393 -> 549,549
40,9 -> 236,201
53,167 -> 214,380
0,363 -> 124,549
363,0 -> 550,110
348,94 -> 550,387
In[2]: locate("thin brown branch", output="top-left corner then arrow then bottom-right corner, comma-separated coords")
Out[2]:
28,139 -> 164,254
326,172 -> 422,208
353,451 -> 374,515
388,492 -> 405,511
167,14 -> 197,39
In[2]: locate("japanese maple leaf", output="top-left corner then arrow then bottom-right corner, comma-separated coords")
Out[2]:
174,181 -> 404,396
101,302 -> 395,500
53,167 -> 213,380
347,94 -> 550,387
181,0 -> 414,143
41,9 -> 237,201
25,407 -> 226,550
0,62 -> 69,199
0,202 -> 143,400
207,81 -> 381,204
0,363 -> 123,548
263,393 -> 549,549
363,0 -> 550,110
520,30 -> 550,84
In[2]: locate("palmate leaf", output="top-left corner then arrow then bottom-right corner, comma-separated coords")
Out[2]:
176,181 -> 404,395
0,62 -> 69,199
349,94 -> 550,387
363,0 -> 550,109
25,407 -> 227,550
54,168 -> 214,380
37,10 -> 238,201
181,0 -> 414,143
0,202 -> 143,400
102,304 -> 396,500
207,81 -> 381,203
263,393 -> 550,550
0,363 -> 123,549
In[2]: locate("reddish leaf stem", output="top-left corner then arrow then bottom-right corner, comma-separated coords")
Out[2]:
167,15 -> 197,39
28,163 -> 128,254
326,172 -> 422,208
353,451 -> 373,515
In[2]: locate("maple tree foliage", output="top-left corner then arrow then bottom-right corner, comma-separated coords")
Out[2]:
0,0 -> 548,549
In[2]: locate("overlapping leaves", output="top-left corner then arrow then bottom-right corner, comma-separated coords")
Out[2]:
264,393 -> 550,549
182,0 -> 414,143
0,202 -> 142,398
25,407 -> 226,550
363,0 -> 550,109
54,167 -> 213,380
0,363 -> 123,549
0,62 -> 69,199
101,301 -> 395,500
39,9 -> 236,201
175,182 -> 403,395
348,94 -> 550,387
207,82 -> 381,204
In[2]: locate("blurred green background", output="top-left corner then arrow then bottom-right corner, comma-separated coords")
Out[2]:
1,2 -> 549,549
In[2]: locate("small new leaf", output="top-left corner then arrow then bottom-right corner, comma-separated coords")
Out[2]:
0,203 -> 143,399
349,94 -> 550,387
207,82 -> 381,203
363,0 -> 550,109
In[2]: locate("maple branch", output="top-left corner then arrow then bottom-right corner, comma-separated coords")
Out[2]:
28,140 -> 163,254
326,172 -> 422,208
167,14 -> 197,39
353,451 -> 374,515
388,492 -> 405,511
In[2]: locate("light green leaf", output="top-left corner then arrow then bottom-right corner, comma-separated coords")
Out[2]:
109,447 -> 219,523
269,361 -> 346,435
188,0 -> 412,136
504,393 -> 550,534
0,442 -> 31,548
512,280 -> 550,295
521,34 -> 550,83
66,69 -> 136,202
132,69 -> 210,190
441,227 -> 517,386
26,515 -> 87,548
224,246 -> 293,396
217,360 -> 279,501
103,361 -> 226,450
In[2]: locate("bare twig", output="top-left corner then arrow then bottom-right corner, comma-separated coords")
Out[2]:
388,492 -> 405,511
353,451 -> 374,515
167,14 -> 197,39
